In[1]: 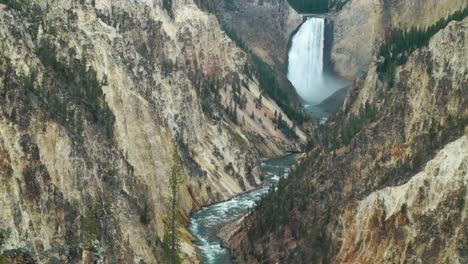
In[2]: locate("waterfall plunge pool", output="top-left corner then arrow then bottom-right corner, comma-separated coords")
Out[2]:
288,17 -> 348,119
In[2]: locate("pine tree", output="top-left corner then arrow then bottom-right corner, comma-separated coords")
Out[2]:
101,74 -> 109,86
163,148 -> 183,264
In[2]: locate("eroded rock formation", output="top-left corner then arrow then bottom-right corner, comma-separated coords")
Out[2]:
330,0 -> 467,79
228,15 -> 467,264
0,0 -> 305,262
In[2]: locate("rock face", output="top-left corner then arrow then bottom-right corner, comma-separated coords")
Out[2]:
0,0 -> 305,262
330,0 -> 467,79
335,135 -> 468,263
196,0 -> 306,112
198,0 -> 303,68
228,16 -> 467,264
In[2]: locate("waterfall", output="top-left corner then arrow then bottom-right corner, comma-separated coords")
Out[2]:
287,17 -> 327,103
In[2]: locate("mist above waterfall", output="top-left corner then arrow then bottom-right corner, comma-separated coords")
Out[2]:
288,17 -> 345,104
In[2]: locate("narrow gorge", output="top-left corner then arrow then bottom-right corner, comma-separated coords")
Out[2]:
227,1 -> 468,263
0,0 -> 466,264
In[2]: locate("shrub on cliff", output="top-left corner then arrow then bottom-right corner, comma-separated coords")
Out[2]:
32,39 -> 115,138
288,0 -> 329,14
377,7 -> 468,77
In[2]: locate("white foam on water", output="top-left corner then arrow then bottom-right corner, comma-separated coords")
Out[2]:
189,155 -> 298,264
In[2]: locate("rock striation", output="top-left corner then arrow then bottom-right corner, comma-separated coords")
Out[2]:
197,0 -> 303,68
335,135 -> 468,263
0,0 -> 305,262
329,0 -> 467,79
228,15 -> 467,264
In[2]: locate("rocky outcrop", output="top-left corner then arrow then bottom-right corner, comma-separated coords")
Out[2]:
197,0 -> 303,68
330,0 -> 467,79
228,16 -> 467,264
0,0 -> 305,262
335,135 -> 467,263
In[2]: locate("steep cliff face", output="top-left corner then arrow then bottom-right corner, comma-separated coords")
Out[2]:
228,16 -> 467,264
330,0 -> 467,79
195,0 -> 306,117
197,0 -> 302,68
335,135 -> 467,263
0,0 -> 305,262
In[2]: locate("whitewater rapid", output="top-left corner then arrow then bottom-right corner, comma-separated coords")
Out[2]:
189,155 -> 297,264
288,17 -> 328,103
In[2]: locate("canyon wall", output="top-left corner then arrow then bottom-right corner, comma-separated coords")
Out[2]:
229,15 -> 467,264
330,0 -> 467,79
0,0 -> 305,262
197,0 -> 303,68
335,135 -> 467,263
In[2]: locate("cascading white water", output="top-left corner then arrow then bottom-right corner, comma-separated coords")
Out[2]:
288,17 -> 327,103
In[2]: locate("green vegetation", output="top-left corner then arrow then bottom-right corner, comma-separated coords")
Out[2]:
222,24 -> 247,51
194,2 -> 309,126
329,0 -> 349,11
252,178 -> 291,234
273,111 -> 298,139
0,230 -> 5,249
226,98 -> 239,124
190,24 -> 308,127
250,53 -> 308,126
254,94 -> 262,109
0,0 -> 27,11
140,203 -> 151,225
377,7 -> 468,78
342,103 -> 377,145
163,148 -> 183,264
80,207 -> 100,249
37,40 -> 103,117
288,0 -> 329,13
221,22 -> 308,126
30,39 -> 115,138
0,0 -> 43,41
163,0 -> 174,18
190,74 -> 222,120
316,103 -> 377,151
229,76 -> 247,124
248,162 -> 331,263
224,0 -> 236,11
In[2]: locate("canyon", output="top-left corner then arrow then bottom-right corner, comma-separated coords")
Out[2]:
227,2 -> 468,263
0,0 -> 306,263
0,0 -> 466,263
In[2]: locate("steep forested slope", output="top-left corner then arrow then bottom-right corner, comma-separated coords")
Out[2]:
194,0 -> 313,127
330,0 -> 467,78
229,16 -> 467,264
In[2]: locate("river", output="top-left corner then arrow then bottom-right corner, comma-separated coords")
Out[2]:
189,154 -> 298,264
